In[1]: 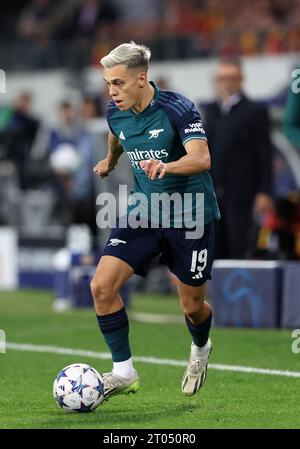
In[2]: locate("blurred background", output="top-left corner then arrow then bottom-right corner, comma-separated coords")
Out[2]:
0,0 -> 300,328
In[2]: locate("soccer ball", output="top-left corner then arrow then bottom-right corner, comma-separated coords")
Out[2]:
53,363 -> 105,412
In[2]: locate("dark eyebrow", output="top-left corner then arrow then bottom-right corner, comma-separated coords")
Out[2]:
102,77 -> 124,84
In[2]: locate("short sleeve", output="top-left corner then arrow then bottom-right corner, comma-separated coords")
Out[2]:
176,104 -> 207,145
159,93 -> 207,145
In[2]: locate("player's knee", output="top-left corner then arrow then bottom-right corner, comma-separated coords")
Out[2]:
90,277 -> 115,306
180,296 -> 204,318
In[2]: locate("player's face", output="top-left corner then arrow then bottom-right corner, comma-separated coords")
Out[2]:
103,64 -> 147,111
215,64 -> 243,100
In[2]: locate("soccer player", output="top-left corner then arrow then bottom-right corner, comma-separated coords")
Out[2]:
92,42 -> 220,399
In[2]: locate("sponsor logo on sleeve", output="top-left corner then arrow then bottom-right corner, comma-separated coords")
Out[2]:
184,122 -> 205,134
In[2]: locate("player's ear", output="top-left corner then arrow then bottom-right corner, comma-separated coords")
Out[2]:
138,71 -> 147,88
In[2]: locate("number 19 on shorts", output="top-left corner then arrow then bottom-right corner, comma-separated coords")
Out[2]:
190,249 -> 207,279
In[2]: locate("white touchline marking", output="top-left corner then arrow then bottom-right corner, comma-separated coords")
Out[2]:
130,312 -> 185,324
6,342 -> 300,379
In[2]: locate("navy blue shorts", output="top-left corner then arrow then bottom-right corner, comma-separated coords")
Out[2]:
102,220 -> 218,286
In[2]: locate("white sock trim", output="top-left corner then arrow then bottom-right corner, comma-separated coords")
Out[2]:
192,338 -> 211,357
113,357 -> 135,378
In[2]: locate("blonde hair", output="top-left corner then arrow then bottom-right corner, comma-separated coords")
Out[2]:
100,41 -> 151,70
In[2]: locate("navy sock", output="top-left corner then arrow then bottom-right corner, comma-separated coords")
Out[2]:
97,308 -> 131,362
185,312 -> 212,347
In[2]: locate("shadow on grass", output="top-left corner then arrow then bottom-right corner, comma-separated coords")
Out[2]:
39,400 -> 200,429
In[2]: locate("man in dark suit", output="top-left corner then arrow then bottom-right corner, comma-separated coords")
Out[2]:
203,59 -> 274,259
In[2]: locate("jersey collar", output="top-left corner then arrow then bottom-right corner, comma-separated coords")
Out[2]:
149,81 -> 159,106
130,81 -> 159,116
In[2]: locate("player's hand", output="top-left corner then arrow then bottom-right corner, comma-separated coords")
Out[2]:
139,159 -> 167,180
93,159 -> 115,178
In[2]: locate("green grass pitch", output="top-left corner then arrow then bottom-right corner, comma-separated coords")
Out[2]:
0,289 -> 300,429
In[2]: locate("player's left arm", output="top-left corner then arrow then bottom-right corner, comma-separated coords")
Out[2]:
166,138 -> 211,175
140,139 -> 211,180
140,100 -> 212,180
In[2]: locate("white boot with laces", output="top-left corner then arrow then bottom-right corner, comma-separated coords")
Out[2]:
181,338 -> 212,396
103,369 -> 140,400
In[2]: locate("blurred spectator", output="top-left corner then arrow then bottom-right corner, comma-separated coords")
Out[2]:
273,151 -> 298,198
239,30 -> 259,56
254,194 -> 300,260
262,26 -> 286,54
79,94 -> 106,154
287,27 -> 300,53
114,0 -> 162,27
283,66 -> 300,150
203,58 -> 274,259
17,0 -> 55,41
253,150 -> 300,260
80,94 -> 103,123
3,0 -> 300,69
269,0 -> 291,24
278,64 -> 300,259
0,92 -> 40,189
113,0 -> 162,41
68,0 -> 119,67
48,101 -> 79,151
0,104 -> 14,160
16,0 -> 65,68
72,0 -> 118,38
47,100 -> 97,235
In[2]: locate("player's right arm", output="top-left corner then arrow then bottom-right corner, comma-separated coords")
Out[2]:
93,131 -> 124,178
